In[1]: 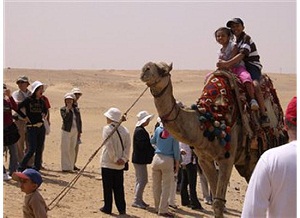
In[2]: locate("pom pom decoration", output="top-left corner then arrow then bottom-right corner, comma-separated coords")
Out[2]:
196,111 -> 232,155
191,104 -> 198,110
199,116 -> 207,122
225,126 -> 231,133
220,123 -> 227,130
224,134 -> 231,142
214,128 -> 221,136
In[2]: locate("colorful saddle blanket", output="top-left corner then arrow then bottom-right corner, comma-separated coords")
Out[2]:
197,70 -> 243,127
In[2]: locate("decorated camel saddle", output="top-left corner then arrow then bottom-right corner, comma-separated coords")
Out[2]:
195,70 -> 288,170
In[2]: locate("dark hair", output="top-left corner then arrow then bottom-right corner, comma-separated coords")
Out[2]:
214,27 -> 232,39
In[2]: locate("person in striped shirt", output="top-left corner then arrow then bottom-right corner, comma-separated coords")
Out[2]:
217,18 -> 269,127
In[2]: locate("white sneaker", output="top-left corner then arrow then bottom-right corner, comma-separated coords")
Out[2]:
3,173 -> 12,181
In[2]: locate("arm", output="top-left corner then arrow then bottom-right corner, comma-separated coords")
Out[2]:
5,88 -> 18,111
217,53 -> 245,69
173,139 -> 181,173
241,157 -> 270,217
102,126 -> 119,163
122,129 -> 131,162
150,127 -> 159,144
16,98 -> 31,123
60,107 -> 72,122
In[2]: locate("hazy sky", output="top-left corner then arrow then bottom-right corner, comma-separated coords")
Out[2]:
4,1 -> 296,73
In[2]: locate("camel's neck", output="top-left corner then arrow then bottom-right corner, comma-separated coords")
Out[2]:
151,77 -> 205,148
153,79 -> 176,119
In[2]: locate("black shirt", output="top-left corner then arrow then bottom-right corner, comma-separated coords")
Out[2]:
131,126 -> 155,164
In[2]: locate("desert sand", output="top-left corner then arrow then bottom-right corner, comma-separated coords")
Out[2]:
3,67 -> 296,218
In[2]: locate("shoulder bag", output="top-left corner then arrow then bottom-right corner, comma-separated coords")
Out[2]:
116,129 -> 129,171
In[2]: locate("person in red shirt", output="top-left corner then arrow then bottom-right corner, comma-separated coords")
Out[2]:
3,84 -> 19,178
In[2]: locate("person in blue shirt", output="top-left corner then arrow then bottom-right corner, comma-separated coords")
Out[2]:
150,120 -> 180,218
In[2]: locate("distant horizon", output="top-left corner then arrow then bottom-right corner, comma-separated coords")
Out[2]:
4,66 -> 295,75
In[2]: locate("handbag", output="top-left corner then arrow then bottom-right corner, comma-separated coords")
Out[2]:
43,112 -> 50,135
116,129 -> 129,171
43,119 -> 50,135
4,122 -> 20,146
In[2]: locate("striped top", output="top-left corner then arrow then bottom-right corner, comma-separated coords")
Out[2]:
235,32 -> 262,70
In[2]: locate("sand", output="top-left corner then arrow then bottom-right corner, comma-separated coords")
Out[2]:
3,68 -> 296,218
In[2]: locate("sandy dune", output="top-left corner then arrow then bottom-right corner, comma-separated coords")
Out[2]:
3,68 -> 296,217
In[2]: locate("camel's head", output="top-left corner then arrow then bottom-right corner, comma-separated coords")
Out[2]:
140,62 -> 173,87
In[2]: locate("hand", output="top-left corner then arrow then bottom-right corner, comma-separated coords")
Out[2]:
24,117 -> 31,123
66,103 -> 73,110
121,115 -> 127,122
4,89 -> 11,97
180,150 -> 186,155
116,159 -> 125,165
216,60 -> 229,69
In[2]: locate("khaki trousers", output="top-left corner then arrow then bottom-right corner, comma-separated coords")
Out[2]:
152,154 -> 174,214
15,119 -> 29,163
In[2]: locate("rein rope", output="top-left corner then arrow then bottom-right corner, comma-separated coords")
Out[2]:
47,86 -> 149,211
160,98 -> 180,123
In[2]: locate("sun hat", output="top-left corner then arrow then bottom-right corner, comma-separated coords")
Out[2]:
12,168 -> 43,187
136,111 -> 154,127
285,96 -> 297,126
104,107 -> 122,122
64,92 -> 75,100
16,75 -> 30,84
226,18 -> 244,28
30,81 -> 44,94
71,87 -> 82,95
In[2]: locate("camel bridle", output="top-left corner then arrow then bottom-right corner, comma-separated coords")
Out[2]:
149,74 -> 180,123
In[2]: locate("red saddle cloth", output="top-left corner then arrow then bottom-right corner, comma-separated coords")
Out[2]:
197,71 -> 244,127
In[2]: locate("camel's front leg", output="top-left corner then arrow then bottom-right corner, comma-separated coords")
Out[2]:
198,158 -> 218,202
213,156 -> 235,218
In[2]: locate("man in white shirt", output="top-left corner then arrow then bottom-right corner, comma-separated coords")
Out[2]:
242,96 -> 297,217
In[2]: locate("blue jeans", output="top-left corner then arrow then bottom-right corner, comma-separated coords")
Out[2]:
19,126 -> 45,171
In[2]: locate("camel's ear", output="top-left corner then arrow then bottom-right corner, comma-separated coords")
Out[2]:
156,62 -> 173,75
169,62 -> 173,72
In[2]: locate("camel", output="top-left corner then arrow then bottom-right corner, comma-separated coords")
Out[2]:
140,61 -> 287,218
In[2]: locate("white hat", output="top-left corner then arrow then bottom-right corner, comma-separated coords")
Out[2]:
136,111 -> 154,127
71,87 -> 82,95
64,92 -> 75,100
104,107 -> 121,122
31,81 -> 44,94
